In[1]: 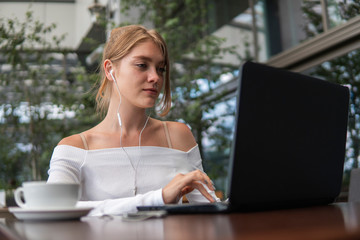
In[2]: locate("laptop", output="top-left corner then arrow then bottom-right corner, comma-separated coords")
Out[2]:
137,61 -> 350,214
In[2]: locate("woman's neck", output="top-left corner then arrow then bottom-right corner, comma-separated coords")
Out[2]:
102,100 -> 149,133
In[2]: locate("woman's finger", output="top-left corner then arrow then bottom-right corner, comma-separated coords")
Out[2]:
190,170 -> 215,191
203,174 -> 215,191
163,170 -> 216,204
191,181 -> 215,203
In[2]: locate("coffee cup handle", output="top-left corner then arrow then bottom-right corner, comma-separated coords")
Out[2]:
14,187 -> 26,208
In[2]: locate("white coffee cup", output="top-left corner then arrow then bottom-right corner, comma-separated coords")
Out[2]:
14,181 -> 80,210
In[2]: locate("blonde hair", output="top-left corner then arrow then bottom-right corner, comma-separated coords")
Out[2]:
96,25 -> 171,117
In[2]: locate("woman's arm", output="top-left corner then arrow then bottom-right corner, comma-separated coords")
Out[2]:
76,189 -> 164,216
162,170 -> 215,204
162,121 -> 219,203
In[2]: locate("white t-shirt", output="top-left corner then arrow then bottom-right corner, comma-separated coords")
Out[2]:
47,144 -> 218,216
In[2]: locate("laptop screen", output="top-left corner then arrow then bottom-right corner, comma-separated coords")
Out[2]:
228,61 -> 349,210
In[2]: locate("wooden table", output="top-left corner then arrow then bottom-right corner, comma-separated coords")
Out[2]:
1,202 -> 360,240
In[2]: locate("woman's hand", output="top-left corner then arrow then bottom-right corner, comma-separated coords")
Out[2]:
162,170 -> 215,204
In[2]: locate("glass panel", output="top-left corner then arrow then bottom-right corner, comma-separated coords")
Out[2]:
277,1 -> 309,51
261,1 -> 360,58
203,95 -> 237,195
302,0 -> 324,37
211,0 -> 267,64
302,1 -> 360,36
263,0 -> 309,56
327,0 -> 360,28
232,1 -> 268,61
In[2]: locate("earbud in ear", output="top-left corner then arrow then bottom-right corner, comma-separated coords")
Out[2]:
109,69 -> 116,82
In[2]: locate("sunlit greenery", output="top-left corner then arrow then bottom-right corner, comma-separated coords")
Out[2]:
0,12 -> 99,190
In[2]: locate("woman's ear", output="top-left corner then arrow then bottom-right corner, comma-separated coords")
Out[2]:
104,59 -> 113,81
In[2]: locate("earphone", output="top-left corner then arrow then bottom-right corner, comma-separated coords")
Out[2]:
110,69 -> 116,83
109,69 -> 122,127
108,70 -> 151,196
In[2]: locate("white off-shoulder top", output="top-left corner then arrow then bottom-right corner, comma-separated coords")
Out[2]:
47,144 -> 218,216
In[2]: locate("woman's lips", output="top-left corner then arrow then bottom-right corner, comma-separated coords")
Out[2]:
143,88 -> 158,95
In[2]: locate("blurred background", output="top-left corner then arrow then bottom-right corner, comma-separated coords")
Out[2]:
0,0 -> 359,201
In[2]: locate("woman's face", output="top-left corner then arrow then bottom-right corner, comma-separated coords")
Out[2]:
112,40 -> 165,110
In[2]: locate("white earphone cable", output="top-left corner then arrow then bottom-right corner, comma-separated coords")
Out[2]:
111,70 -> 150,195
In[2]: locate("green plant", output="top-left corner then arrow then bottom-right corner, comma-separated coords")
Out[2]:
0,11 -> 98,189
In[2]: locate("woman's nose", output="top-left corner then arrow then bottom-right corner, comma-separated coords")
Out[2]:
148,68 -> 160,82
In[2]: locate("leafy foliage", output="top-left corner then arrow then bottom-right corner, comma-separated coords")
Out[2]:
0,11 -> 98,189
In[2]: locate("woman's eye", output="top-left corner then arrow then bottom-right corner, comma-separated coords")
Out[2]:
158,67 -> 166,74
136,64 -> 147,69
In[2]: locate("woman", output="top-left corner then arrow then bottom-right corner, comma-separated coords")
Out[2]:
47,25 -> 218,216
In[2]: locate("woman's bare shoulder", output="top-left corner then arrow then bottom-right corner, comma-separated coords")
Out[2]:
58,134 -> 85,149
165,121 -> 197,151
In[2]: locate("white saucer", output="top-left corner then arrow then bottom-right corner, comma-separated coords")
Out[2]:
8,207 -> 93,221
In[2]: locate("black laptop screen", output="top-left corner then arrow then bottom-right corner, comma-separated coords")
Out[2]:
228,61 -> 349,210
